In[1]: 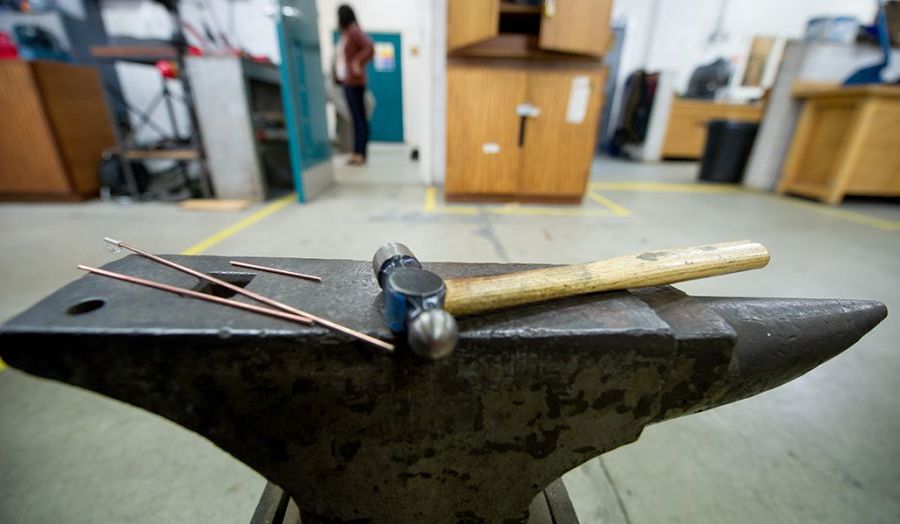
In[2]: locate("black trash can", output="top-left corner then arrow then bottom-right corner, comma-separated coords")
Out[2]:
698,119 -> 759,183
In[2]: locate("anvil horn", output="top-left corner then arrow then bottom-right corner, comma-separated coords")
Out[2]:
703,297 -> 888,408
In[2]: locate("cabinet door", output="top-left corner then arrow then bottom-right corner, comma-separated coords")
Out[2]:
0,62 -> 69,194
518,67 -> 605,197
446,64 -> 527,195
539,0 -> 612,56
447,0 -> 500,52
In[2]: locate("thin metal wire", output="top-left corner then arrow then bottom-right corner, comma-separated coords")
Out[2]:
103,237 -> 394,352
229,260 -> 322,282
78,265 -> 314,325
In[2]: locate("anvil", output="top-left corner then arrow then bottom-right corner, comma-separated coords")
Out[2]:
0,255 -> 887,523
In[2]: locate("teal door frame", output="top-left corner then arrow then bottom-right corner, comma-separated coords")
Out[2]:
277,0 -> 334,202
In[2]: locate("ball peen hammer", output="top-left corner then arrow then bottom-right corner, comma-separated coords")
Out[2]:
373,240 -> 770,359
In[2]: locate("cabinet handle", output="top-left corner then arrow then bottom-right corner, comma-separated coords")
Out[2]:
518,116 -> 528,147
515,104 -> 540,148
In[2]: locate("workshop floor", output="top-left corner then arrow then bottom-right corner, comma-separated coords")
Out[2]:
1,144 -> 899,524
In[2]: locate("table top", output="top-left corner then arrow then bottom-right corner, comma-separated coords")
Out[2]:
792,82 -> 900,99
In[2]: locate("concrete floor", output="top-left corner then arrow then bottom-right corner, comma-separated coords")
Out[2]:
1,144 -> 899,523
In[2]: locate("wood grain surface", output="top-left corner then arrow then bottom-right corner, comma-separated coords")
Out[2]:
444,241 -> 770,316
445,63 -> 527,195
32,61 -> 115,195
538,0 -> 612,56
517,66 -> 605,197
0,62 -> 69,194
447,0 -> 499,51
662,99 -> 763,159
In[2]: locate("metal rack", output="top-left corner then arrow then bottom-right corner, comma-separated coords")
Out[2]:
91,1 -> 212,200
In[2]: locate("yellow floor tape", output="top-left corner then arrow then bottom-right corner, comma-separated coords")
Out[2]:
423,187 -> 630,217
180,193 -> 297,255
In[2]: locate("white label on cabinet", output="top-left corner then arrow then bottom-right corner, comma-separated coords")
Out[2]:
482,142 -> 501,154
516,103 -> 541,117
565,76 -> 591,124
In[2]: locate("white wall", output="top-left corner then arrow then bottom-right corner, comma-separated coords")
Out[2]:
101,0 -> 280,60
613,0 -> 877,92
315,0 -> 433,159
607,0 -> 877,132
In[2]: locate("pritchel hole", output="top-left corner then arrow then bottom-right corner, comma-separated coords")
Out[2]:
67,298 -> 106,316
191,272 -> 256,299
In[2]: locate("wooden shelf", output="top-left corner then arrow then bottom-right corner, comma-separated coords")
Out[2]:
449,34 -> 603,61
121,148 -> 199,160
91,45 -> 178,64
500,2 -> 542,14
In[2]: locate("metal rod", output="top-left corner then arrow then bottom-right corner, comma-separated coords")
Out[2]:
230,261 -> 322,282
105,237 -> 312,320
78,265 -> 313,326
104,238 -> 394,352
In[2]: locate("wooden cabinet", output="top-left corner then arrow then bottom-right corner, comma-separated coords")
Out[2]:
661,98 -> 763,159
0,61 -> 115,200
447,0 -> 611,58
777,85 -> 900,204
446,62 -> 605,201
445,1 -> 611,202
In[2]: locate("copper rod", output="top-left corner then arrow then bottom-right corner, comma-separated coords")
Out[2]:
229,260 -> 322,282
103,238 -> 394,353
104,237 -> 312,321
78,265 -> 313,325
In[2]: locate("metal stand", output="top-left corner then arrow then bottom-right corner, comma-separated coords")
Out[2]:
248,480 -> 580,524
97,0 -> 214,200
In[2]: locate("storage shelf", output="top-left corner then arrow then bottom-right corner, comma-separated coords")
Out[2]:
121,148 -> 199,160
500,2 -> 542,14
91,45 -> 178,64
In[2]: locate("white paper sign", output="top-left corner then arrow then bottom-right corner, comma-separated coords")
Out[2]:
482,142 -> 501,154
565,76 -> 591,124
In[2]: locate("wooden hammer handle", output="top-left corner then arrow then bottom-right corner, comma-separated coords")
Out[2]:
443,240 -> 770,316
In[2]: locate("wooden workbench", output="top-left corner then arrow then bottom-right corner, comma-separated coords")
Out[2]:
661,98 -> 764,159
777,84 -> 900,204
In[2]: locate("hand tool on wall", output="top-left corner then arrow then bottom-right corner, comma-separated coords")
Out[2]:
0,254 -> 886,523
373,240 -> 770,359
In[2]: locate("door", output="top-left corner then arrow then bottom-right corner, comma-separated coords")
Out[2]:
445,63 -> 527,195
333,31 -> 404,142
368,32 -> 403,142
277,0 -> 334,202
518,67 -> 606,197
539,0 -> 612,57
447,0 -> 500,51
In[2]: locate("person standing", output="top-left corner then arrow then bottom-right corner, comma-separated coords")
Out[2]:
335,5 -> 374,166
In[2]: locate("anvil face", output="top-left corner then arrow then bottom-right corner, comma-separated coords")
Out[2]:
0,255 -> 886,523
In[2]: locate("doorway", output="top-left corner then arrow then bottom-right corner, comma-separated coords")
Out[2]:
333,30 -> 404,143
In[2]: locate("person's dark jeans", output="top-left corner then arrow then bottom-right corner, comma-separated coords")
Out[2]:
343,85 -> 368,158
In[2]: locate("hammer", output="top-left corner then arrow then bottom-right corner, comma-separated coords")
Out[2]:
373,240 -> 770,359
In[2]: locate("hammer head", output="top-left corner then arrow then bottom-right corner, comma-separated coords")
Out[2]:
372,243 -> 459,359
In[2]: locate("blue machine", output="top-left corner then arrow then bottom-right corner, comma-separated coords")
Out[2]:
844,1 -> 892,85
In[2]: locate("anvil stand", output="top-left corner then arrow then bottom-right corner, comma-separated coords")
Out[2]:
249,478 -> 579,524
